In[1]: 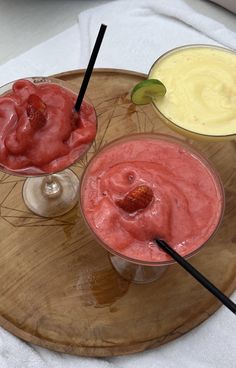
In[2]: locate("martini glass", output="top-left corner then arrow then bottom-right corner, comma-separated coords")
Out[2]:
0,77 -> 97,218
148,44 -> 236,141
79,133 -> 225,283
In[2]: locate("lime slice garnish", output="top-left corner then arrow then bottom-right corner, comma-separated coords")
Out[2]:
131,79 -> 166,105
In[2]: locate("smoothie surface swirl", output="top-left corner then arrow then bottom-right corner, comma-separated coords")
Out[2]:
0,79 -> 96,174
81,137 -> 223,263
149,46 -> 236,137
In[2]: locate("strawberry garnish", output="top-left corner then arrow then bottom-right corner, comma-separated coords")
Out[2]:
116,185 -> 153,213
26,94 -> 47,129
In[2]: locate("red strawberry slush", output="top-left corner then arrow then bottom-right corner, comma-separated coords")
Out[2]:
80,134 -> 224,263
0,79 -> 96,175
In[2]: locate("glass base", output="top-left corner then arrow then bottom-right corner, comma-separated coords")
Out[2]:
109,253 -> 168,284
22,169 -> 79,217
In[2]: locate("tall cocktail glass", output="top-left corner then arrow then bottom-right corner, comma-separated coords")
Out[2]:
0,77 -> 97,217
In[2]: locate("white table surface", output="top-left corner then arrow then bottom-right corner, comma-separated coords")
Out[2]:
0,0 -> 112,65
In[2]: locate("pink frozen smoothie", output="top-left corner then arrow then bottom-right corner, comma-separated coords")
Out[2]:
80,134 -> 224,263
0,79 -> 96,175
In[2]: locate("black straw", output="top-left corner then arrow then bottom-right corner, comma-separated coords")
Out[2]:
156,239 -> 236,315
74,24 -> 107,112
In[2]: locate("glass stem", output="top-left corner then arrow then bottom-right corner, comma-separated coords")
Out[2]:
42,174 -> 62,198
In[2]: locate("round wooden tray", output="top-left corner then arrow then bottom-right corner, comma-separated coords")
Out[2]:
0,69 -> 235,357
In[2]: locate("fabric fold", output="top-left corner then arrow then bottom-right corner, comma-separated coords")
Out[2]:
77,0 -> 236,73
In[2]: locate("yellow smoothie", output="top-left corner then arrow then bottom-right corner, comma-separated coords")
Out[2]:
149,45 -> 236,138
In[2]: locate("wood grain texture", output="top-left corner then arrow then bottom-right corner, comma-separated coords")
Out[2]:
0,69 -> 235,357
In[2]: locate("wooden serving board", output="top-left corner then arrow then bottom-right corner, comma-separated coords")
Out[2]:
0,69 -> 235,357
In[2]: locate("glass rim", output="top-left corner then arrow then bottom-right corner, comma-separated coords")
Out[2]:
148,43 -> 236,139
0,76 -> 97,177
79,132 -> 225,267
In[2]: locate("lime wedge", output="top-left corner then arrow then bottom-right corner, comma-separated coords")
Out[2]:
131,79 -> 166,105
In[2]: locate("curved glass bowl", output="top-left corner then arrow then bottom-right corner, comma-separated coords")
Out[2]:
79,133 -> 225,283
148,44 -> 236,141
0,77 -> 97,217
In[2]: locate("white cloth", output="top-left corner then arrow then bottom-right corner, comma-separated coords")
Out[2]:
0,24 -> 80,86
0,0 -> 236,367
77,0 -> 236,74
